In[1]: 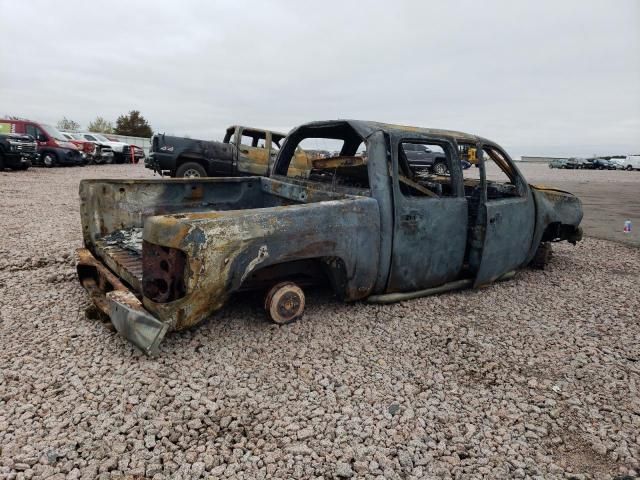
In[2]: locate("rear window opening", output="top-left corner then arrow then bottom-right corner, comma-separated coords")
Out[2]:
277,122 -> 370,190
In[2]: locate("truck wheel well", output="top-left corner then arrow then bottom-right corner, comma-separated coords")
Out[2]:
175,155 -> 208,175
177,154 -> 206,164
541,222 -> 581,243
240,257 -> 349,298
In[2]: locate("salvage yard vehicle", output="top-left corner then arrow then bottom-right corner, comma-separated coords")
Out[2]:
549,158 -> 568,169
61,131 -> 96,164
77,120 -> 583,354
591,158 -> 616,170
78,132 -> 143,164
565,157 -> 583,169
74,132 -> 115,164
0,119 -> 83,167
147,125 -> 311,178
0,132 -> 38,170
613,155 -> 640,171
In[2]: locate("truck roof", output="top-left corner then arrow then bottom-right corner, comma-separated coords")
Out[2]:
228,125 -> 288,138
292,120 -> 489,145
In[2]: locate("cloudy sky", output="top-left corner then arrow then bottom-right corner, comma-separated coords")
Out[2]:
1,0 -> 638,157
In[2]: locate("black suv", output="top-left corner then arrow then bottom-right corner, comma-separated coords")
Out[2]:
0,133 -> 38,171
402,143 -> 449,175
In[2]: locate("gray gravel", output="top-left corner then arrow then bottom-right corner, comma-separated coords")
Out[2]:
1,164 -> 639,479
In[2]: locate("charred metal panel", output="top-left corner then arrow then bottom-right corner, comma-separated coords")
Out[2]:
387,132 -> 468,292
142,192 -> 380,331
142,241 -> 186,303
79,177 -> 265,247
365,131 -> 395,294
525,186 -> 584,263
473,195 -> 535,287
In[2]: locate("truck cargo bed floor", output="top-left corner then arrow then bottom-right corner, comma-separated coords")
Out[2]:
94,228 -> 143,293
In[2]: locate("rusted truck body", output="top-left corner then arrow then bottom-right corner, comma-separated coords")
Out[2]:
77,120 -> 583,354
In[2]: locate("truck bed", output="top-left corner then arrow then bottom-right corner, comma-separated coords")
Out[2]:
79,177 -> 361,294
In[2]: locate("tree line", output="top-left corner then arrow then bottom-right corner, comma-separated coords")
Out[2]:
56,110 -> 153,137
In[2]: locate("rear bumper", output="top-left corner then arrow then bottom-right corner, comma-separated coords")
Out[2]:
76,248 -> 169,355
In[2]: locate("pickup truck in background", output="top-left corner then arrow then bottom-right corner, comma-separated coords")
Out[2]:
0,133 -> 38,171
147,125 -> 311,178
77,120 -> 583,354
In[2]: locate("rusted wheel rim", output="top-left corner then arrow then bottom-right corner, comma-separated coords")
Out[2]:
265,282 -> 305,325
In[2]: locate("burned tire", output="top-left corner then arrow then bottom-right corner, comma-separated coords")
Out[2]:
264,282 -> 305,325
530,242 -> 552,269
176,162 -> 207,178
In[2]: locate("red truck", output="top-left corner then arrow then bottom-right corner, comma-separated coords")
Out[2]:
0,119 -> 83,167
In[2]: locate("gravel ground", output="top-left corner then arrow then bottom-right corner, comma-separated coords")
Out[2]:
1,164 -> 639,480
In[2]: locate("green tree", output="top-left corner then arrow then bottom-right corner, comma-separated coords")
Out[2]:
87,116 -> 114,133
114,110 -> 153,137
56,117 -> 80,131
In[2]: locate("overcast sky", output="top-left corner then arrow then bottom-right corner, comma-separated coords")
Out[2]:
1,0 -> 638,157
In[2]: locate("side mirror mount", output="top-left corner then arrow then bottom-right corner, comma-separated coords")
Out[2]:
37,134 -> 47,142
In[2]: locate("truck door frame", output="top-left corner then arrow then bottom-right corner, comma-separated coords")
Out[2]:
386,132 -> 468,292
236,127 -> 271,176
471,143 -> 535,287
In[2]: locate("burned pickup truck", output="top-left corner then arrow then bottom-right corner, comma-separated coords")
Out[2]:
148,125 -> 311,178
77,120 -> 583,354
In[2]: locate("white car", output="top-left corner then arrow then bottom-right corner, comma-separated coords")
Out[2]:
616,155 -> 640,171
79,132 -> 140,164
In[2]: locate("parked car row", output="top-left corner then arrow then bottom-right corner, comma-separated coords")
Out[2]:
0,118 -> 145,170
549,156 -> 640,171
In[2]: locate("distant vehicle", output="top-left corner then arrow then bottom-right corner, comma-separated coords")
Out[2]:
590,158 -> 616,170
78,132 -> 143,164
0,119 -> 83,167
60,131 -> 96,164
403,143 -> 449,174
565,157 -> 586,169
74,133 -> 115,164
148,125 -> 311,178
549,158 -> 568,169
609,158 -> 626,170
0,133 -> 37,171
612,155 -> 640,171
